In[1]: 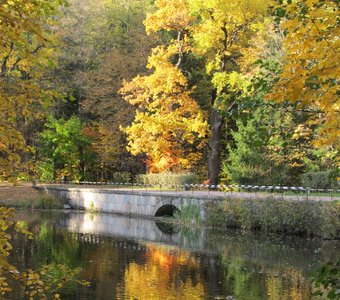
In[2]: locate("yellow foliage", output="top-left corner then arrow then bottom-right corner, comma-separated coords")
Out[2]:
268,0 -> 340,148
123,244 -> 204,299
188,0 -> 271,73
120,35 -> 208,172
144,0 -> 194,33
0,0 -> 62,179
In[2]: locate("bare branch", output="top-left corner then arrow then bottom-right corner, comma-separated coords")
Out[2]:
0,43 -> 14,76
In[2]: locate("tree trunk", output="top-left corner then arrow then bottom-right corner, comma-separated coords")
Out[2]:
208,106 -> 223,185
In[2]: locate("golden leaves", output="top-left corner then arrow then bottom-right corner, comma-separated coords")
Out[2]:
0,0 -> 63,179
268,0 -> 339,148
120,47 -> 208,172
144,0 -> 194,34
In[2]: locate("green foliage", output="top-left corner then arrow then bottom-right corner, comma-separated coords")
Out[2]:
225,111 -> 270,185
311,260 -> 340,299
38,116 -> 95,181
173,204 -> 202,226
137,173 -> 197,188
38,159 -> 55,182
89,202 -> 98,214
206,198 -> 340,238
112,172 -> 132,183
222,43 -> 337,186
301,171 -> 337,190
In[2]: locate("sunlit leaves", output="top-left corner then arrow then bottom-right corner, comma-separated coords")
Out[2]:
0,0 -> 65,179
268,0 -> 340,148
38,116 -> 94,180
144,0 -> 194,33
120,46 -> 208,173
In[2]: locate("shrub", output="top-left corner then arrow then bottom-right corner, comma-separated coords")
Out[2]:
174,204 -> 202,226
206,198 -> 340,238
301,171 -> 336,189
112,172 -> 131,183
136,173 -> 197,188
35,195 -> 63,209
38,159 -> 55,182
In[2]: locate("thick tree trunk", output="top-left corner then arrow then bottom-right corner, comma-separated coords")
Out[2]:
208,107 -> 223,185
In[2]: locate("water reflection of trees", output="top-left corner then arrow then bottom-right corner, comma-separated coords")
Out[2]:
11,212 -> 338,299
124,244 -> 205,299
9,220 -> 87,298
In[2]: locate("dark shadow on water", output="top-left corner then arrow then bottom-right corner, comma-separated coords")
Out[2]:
154,219 -> 179,234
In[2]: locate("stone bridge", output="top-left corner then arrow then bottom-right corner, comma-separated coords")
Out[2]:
36,186 -> 219,218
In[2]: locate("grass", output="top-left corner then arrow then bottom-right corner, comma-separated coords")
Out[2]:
173,204 -> 202,226
0,183 -> 63,209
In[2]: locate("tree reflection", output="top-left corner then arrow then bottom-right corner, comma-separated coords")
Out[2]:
124,244 -> 205,299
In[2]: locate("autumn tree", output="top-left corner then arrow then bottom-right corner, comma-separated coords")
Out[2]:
0,0 -> 65,180
269,0 -> 339,148
120,46 -> 208,173
187,0 -> 274,184
139,0 -> 274,182
223,20 -> 337,186
120,0 -> 208,173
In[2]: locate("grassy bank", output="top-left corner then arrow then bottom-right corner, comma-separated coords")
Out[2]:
0,183 -> 63,209
205,198 -> 340,239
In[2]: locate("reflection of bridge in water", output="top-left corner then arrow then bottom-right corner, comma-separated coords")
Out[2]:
61,212 -> 206,250
69,232 -> 148,251
68,231 -> 219,267
17,209 -> 334,276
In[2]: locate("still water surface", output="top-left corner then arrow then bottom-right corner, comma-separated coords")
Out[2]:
8,211 -> 340,299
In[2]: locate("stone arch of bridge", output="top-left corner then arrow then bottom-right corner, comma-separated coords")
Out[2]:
154,204 -> 180,217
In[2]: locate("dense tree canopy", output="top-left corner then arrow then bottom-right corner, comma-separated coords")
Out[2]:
0,0 -> 338,185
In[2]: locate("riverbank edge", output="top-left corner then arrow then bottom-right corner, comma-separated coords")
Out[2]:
38,185 -> 340,239
1,184 -> 339,239
204,198 -> 340,239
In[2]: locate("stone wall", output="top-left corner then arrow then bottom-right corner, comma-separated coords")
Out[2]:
36,186 -> 212,218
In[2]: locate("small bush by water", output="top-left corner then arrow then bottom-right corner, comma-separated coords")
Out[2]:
35,195 -> 63,209
173,204 -> 202,226
206,198 -> 340,238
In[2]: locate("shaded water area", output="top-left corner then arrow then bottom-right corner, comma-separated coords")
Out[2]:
8,211 -> 340,299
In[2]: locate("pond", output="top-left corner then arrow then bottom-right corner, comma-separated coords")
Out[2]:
7,211 -> 340,299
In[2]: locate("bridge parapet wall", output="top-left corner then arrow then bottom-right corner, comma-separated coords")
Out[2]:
36,186 -> 217,219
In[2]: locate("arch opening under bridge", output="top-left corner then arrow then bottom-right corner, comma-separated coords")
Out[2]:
154,204 -> 180,217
